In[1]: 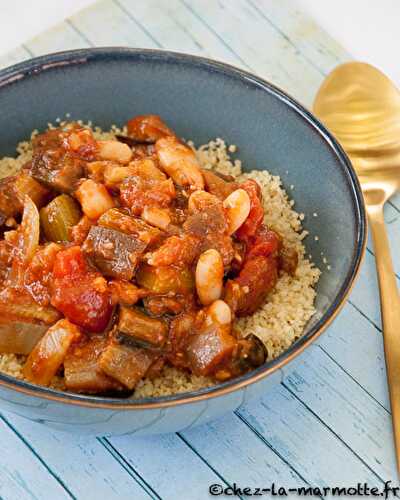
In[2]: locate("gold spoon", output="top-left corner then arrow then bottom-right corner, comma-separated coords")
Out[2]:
314,62 -> 400,473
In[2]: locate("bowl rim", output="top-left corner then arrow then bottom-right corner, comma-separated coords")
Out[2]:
0,47 -> 367,410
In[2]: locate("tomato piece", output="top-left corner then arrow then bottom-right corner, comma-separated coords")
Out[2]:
51,247 -> 112,332
235,180 -> 264,243
224,255 -> 278,316
246,226 -> 280,261
53,246 -> 87,278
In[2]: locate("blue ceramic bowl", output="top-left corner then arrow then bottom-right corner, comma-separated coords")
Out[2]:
0,48 -> 366,436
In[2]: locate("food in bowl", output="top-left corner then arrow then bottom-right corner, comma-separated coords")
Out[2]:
0,115 -> 320,397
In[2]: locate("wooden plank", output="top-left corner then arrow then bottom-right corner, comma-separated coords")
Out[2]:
317,302 -> 389,411
107,433 -> 226,500
283,347 -> 396,481
238,382 -> 382,486
0,417 -> 72,500
118,0 -> 244,66
249,0 -> 350,75
182,0 -> 323,106
26,21 -> 90,56
0,412 -> 151,500
69,0 -> 158,48
349,250 -> 391,330
180,413 -> 308,487
0,47 -> 31,70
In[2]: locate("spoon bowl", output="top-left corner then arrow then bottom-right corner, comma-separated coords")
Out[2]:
314,62 -> 400,205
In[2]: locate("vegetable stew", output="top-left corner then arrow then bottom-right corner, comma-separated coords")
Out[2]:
0,116 -> 298,396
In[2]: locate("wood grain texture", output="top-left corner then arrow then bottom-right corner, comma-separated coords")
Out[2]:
0,412 -> 152,500
0,0 -> 398,496
238,382 -> 383,487
107,433 -> 225,500
0,417 -> 72,500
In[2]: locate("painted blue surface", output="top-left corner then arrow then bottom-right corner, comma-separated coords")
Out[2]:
0,0 -> 398,497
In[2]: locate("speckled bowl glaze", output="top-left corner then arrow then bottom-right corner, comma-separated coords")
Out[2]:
0,48 -> 366,436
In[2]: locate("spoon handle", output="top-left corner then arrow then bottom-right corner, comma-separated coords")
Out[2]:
367,204 -> 400,473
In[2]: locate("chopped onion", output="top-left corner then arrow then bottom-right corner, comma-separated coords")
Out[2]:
0,321 -> 48,355
19,195 -> 40,263
7,196 -> 40,288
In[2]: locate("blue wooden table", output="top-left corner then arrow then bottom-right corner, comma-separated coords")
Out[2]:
0,1 -> 399,498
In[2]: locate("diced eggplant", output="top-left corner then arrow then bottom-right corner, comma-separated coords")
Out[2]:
14,173 -> 49,208
0,176 -> 21,222
202,169 -> 238,200
185,324 -> 236,376
167,312 -> 196,368
115,135 -> 143,147
83,226 -> 146,279
64,335 -> 125,394
23,319 -> 81,386
0,173 -> 49,226
232,334 -> 268,373
136,264 -> 194,294
184,201 -> 227,234
98,340 -> 157,389
98,208 -> 161,245
0,320 -> 48,354
40,194 -> 81,242
31,154 -> 84,194
118,306 -> 167,348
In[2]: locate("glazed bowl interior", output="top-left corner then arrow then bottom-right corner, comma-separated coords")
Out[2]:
0,48 -> 366,407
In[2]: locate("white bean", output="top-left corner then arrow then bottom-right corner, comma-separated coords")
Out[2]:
223,188 -> 251,234
76,179 -> 115,219
205,300 -> 232,326
97,140 -> 132,164
156,136 -> 204,190
195,249 -> 224,305
188,190 -> 220,213
142,207 -> 171,230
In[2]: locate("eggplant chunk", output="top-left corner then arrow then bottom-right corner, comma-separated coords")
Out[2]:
118,306 -> 168,348
83,225 -> 147,279
0,176 -> 21,223
185,325 -> 236,376
99,341 -> 157,389
232,334 -> 268,373
0,173 -> 49,225
98,208 -> 161,245
0,321 -> 48,355
31,155 -> 84,193
64,335 -> 125,394
23,319 -> 81,386
202,169 -> 238,200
